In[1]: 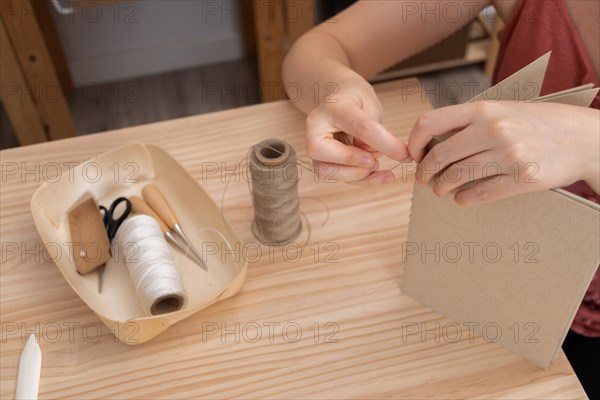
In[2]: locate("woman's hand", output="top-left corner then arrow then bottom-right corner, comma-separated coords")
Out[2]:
408,101 -> 600,206
306,78 -> 411,185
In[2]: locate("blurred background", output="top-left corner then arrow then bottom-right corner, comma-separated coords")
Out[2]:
1,0 -> 500,149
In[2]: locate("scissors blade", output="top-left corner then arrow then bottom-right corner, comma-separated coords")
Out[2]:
15,334 -> 41,400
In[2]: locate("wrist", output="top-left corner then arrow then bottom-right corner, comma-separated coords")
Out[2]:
335,76 -> 381,114
579,110 -> 600,192
581,150 -> 600,193
337,74 -> 375,96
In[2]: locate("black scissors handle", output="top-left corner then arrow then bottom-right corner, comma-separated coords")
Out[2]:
100,197 -> 132,241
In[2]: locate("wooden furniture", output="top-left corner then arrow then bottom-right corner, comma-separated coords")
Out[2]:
252,0 -> 314,102
373,16 -> 495,83
251,1 -> 503,99
0,79 -> 585,399
485,18 -> 505,77
0,0 -> 75,145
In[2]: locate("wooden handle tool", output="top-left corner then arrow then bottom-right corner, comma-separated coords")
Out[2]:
131,192 -> 208,271
142,184 -> 178,230
130,196 -> 169,234
142,184 -> 207,270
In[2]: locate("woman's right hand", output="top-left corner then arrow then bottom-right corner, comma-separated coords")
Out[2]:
306,79 -> 412,185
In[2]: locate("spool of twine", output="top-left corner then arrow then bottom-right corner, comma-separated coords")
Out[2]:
249,139 -> 302,245
114,214 -> 187,316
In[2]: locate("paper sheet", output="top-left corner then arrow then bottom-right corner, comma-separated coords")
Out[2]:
401,52 -> 600,368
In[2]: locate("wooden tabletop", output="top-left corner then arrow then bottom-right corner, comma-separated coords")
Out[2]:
0,79 -> 585,399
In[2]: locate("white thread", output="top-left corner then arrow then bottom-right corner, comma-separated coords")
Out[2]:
114,215 -> 187,316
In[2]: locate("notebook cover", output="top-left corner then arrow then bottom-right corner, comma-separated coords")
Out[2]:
402,53 -> 600,368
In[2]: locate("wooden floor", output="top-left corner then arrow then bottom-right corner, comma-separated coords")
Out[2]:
0,59 -> 489,149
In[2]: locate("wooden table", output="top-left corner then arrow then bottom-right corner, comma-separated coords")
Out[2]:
0,79 -> 586,399
1,0 -> 76,145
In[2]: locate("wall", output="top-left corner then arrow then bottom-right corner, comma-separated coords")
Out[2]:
52,0 -> 244,85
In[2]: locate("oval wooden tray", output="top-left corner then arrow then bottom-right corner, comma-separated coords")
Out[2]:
30,143 -> 248,344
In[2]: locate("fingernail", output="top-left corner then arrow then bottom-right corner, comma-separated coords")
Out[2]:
361,156 -> 374,168
383,173 -> 395,183
371,159 -> 380,171
454,193 -> 464,205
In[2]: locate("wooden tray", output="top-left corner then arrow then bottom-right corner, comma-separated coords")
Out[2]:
30,143 -> 248,344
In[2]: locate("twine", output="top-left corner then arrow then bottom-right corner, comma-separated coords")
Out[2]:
114,214 -> 187,316
248,139 -> 303,245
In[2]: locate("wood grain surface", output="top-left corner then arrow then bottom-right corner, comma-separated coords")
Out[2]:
0,79 -> 586,399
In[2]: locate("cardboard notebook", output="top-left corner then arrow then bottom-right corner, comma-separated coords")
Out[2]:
401,52 -> 600,368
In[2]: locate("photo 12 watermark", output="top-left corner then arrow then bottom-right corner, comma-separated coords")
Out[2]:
1,160 -> 141,184
1,320 -> 340,346
400,320 -> 540,344
1,238 -> 340,266
198,80 -> 339,106
1,1 -> 140,25
402,241 -> 540,264
200,321 -> 339,344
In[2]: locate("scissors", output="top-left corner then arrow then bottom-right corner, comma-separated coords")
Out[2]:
98,197 -> 132,292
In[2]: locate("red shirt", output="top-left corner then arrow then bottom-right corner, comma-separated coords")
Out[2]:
493,0 -> 600,337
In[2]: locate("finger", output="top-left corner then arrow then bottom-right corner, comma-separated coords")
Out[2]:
330,105 -> 410,161
433,151 -> 503,196
454,174 -> 520,206
408,103 -> 480,163
361,99 -> 384,124
313,159 -> 380,182
331,133 -> 384,158
416,125 -> 491,184
307,113 -> 377,167
307,133 -> 376,168
353,138 -> 375,152
347,170 -> 396,186
354,138 -> 383,158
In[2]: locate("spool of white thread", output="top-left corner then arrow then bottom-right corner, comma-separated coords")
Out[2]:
114,214 -> 187,316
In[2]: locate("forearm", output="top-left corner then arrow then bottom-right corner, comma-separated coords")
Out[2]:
283,0 -> 488,115
283,30 -> 377,115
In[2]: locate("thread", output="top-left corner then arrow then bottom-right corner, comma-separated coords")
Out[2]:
249,139 -> 302,245
113,214 -> 187,316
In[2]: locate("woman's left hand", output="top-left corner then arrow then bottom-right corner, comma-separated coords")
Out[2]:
407,101 -> 600,206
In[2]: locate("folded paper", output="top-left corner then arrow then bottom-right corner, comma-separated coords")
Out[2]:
402,52 -> 600,368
